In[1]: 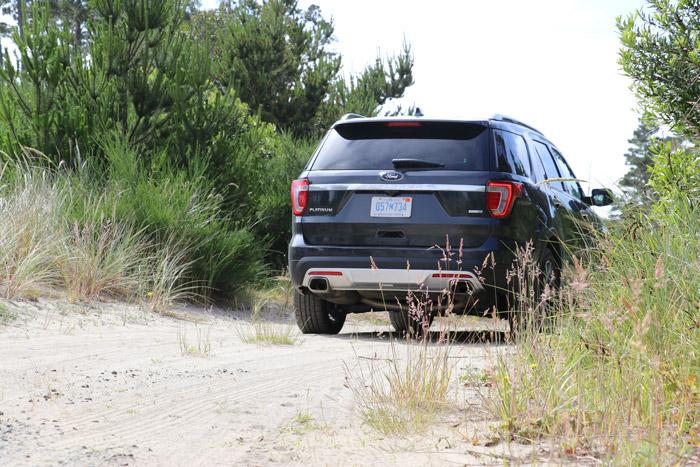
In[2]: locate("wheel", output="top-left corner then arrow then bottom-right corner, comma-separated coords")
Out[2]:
508,247 -> 560,339
539,247 -> 561,293
294,292 -> 346,334
389,309 -> 434,337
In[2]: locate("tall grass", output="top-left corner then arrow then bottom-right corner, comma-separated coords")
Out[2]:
346,340 -> 453,435
491,198 -> 700,463
0,160 -> 198,310
143,238 -> 200,313
59,218 -> 149,302
0,168 -> 62,298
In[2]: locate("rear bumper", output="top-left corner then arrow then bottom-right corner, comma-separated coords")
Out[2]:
302,267 -> 483,293
288,233 -> 513,293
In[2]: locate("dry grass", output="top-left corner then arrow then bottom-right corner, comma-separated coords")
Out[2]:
0,170 -> 62,298
239,298 -> 299,345
59,219 -> 148,302
143,238 -> 201,314
345,340 -> 453,435
178,325 -> 211,357
240,320 -> 298,345
485,201 -> 700,464
0,164 -> 197,311
280,411 -> 325,435
238,281 -> 298,345
0,301 -> 15,323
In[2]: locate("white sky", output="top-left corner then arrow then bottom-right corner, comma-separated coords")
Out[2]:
204,0 -> 645,192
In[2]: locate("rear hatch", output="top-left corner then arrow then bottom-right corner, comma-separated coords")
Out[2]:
300,120 -> 494,248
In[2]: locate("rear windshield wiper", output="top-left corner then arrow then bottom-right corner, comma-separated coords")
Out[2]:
391,158 -> 445,169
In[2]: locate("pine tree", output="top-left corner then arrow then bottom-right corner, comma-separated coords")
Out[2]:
619,118 -> 687,204
0,0 -> 88,45
191,0 -> 414,137
0,0 -> 25,39
55,0 -> 89,46
619,120 -> 658,200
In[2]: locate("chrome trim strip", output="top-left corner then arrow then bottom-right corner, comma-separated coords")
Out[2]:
308,184 -> 485,192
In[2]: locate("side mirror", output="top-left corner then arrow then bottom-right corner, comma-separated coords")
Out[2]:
589,188 -> 614,207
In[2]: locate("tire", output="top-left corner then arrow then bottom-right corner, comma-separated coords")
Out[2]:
294,292 -> 346,334
508,247 -> 560,339
389,310 -> 434,337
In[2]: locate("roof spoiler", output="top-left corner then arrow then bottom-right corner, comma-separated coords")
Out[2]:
491,114 -> 544,136
339,113 -> 366,121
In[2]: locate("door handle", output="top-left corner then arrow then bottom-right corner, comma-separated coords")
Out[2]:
553,199 -> 563,208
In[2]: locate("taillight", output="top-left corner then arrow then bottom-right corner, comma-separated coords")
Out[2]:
486,181 -> 523,218
432,273 -> 473,278
386,121 -> 422,127
291,179 -> 310,216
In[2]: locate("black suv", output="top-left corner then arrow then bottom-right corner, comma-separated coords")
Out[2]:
288,115 -> 612,334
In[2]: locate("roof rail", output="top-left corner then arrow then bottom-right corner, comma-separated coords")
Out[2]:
339,113 -> 366,121
491,114 -> 543,135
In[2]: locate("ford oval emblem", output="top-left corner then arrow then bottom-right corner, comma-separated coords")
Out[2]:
380,171 -> 404,182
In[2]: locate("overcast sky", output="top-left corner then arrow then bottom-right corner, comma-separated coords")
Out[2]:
203,0 -> 645,192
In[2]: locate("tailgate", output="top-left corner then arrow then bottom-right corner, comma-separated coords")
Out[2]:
301,171 -> 493,248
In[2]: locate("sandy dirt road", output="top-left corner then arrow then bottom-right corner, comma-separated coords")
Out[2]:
0,299 -> 543,466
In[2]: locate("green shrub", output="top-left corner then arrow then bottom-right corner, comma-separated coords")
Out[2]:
649,142 -> 700,208
249,132 -> 314,263
61,133 -> 266,296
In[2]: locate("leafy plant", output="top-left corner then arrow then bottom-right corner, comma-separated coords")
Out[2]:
618,0 -> 700,137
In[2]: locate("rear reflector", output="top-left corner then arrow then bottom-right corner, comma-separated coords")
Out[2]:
291,179 -> 310,216
386,121 -> 422,128
432,273 -> 472,278
486,181 -> 523,218
309,271 -> 343,276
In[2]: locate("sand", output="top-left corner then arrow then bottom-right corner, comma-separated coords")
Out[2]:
0,299 -> 546,466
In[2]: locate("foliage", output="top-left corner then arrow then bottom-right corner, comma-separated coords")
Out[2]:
191,0 -> 414,137
492,198 -> 700,463
618,118 -> 687,209
319,41 -> 415,122
494,5 -> 700,460
648,140 -> 700,208
0,0 -> 88,44
201,0 -> 339,137
619,119 -> 659,200
618,0 -> 700,137
0,0 -> 415,294
618,1 -> 700,213
65,133 -> 266,295
0,160 -> 199,307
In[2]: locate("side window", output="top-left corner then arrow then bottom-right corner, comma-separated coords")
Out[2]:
494,130 -> 530,177
550,148 -> 584,200
528,141 -> 547,183
532,141 -> 564,191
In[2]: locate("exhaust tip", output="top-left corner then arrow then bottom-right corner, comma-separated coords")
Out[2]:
453,280 -> 473,295
309,277 -> 330,292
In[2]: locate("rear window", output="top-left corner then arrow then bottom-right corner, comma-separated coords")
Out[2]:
310,121 -> 490,171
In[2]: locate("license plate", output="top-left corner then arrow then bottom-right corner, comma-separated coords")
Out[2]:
370,196 -> 412,218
